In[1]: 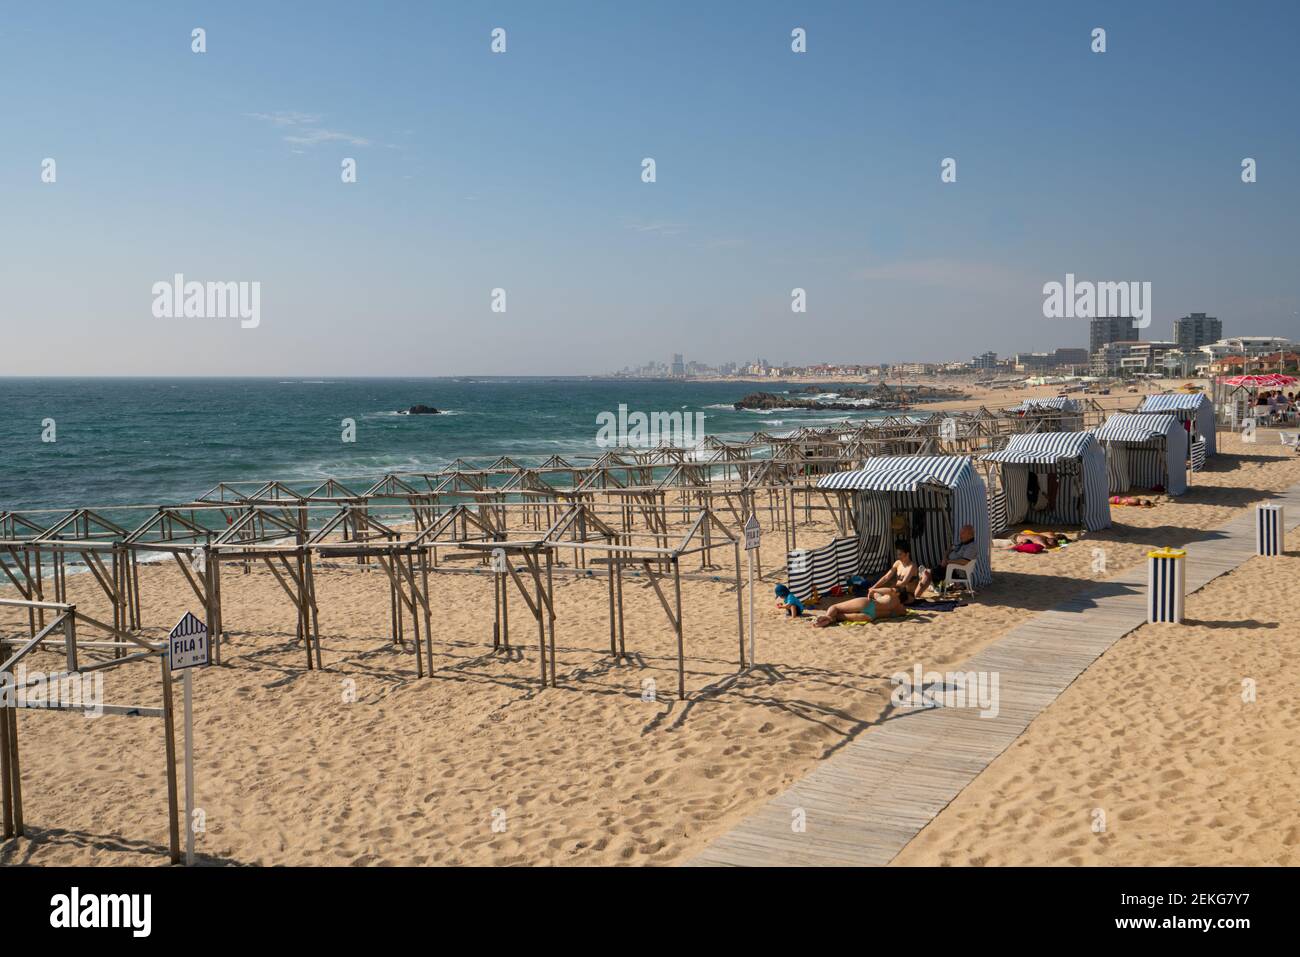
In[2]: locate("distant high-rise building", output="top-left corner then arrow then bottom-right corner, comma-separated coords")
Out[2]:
1089,317 -> 1139,356
1174,313 -> 1222,350
670,353 -> 685,376
972,351 -> 998,369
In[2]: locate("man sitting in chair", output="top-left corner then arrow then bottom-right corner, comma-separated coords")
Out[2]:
917,524 -> 977,596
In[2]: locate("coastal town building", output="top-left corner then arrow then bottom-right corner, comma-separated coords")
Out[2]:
1174,312 -> 1222,350
1012,348 -> 1089,373
1089,316 -> 1140,357
1090,339 -> 1180,377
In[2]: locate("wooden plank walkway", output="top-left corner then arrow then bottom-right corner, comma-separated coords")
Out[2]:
688,484 -> 1300,866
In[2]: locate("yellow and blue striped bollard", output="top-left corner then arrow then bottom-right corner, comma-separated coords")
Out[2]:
1256,504 -> 1284,557
1147,548 -> 1186,624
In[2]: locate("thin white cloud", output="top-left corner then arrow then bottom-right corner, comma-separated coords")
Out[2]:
245,111 -> 371,148
625,221 -> 686,236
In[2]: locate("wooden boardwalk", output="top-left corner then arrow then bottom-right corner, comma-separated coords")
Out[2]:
688,484 -> 1300,866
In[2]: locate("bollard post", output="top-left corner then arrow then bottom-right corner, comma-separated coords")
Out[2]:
1255,504 -> 1284,557
1147,548 -> 1186,624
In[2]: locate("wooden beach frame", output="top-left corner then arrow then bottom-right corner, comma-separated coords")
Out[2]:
0,402 -> 1143,864
0,403 -> 1112,683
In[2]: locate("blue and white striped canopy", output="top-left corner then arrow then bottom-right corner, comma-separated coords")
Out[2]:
818,455 -> 972,492
1008,396 -> 1080,413
1094,413 -> 1180,442
1137,392 -> 1209,413
1137,392 -> 1215,457
981,431 -> 1098,465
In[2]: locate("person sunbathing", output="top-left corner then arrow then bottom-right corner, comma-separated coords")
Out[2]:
869,542 -> 919,600
1110,495 -> 1155,507
1011,531 -> 1067,549
813,587 -> 909,627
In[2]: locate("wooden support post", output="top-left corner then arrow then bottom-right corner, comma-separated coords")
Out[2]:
546,550 -> 556,688
0,693 -> 11,840
733,540 -> 746,668
160,656 -> 181,864
673,557 -> 685,700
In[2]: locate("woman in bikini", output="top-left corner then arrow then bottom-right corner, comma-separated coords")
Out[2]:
814,587 -> 909,627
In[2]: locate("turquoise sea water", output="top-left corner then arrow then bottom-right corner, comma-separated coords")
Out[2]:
0,378 -> 887,512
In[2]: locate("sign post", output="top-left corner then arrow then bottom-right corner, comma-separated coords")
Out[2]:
743,515 -> 761,667
168,612 -> 209,866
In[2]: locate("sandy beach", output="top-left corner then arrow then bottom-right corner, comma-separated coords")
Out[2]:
3,384 -> 1298,867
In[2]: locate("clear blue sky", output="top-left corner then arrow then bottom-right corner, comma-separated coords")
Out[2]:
2,0 -> 1297,375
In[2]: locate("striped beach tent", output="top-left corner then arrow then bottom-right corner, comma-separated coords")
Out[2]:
818,455 -> 991,587
1137,392 -> 1216,458
1094,413 -> 1188,496
1008,396 -> 1080,412
980,432 -> 1111,531
1006,396 -> 1084,430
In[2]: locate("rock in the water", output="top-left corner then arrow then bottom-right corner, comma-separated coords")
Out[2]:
401,404 -> 440,415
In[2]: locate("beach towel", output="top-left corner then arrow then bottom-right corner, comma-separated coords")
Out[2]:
912,600 -> 967,612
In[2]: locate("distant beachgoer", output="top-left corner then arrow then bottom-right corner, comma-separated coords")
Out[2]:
1011,531 -> 1067,549
1110,495 -> 1155,507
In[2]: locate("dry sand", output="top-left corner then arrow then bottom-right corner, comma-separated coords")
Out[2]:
893,522 -> 1300,867
3,389 -> 1297,866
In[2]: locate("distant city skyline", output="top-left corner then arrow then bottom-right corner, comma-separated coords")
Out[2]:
2,1 -> 1298,376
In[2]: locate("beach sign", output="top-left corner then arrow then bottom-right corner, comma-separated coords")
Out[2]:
168,611 -> 209,670
744,514 -> 762,551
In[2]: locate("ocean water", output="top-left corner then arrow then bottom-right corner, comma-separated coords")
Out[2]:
0,378 -> 886,512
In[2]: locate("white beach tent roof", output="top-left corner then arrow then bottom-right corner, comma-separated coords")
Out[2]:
1137,392 -> 1210,413
981,430 -> 1096,465
1007,396 -> 1081,413
1094,412 -> 1181,443
818,455 -> 972,492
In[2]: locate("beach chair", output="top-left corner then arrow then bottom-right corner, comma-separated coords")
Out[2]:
941,562 -> 976,597
1280,431 -> 1300,454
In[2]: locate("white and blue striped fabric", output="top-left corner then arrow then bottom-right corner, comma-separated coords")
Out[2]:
1190,438 -> 1206,472
987,488 -> 1008,536
981,432 -> 1111,530
1094,413 -> 1188,496
1147,551 -> 1186,624
1138,392 -> 1216,457
817,456 -> 991,586
1006,396 -> 1084,430
1008,396 -> 1081,412
785,535 -> 867,602
1256,504 -> 1284,557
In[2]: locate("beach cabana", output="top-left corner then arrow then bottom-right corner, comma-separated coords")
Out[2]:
1137,392 -> 1216,460
1094,413 -> 1188,496
1006,396 -> 1084,430
817,455 -> 991,587
980,432 -> 1111,531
